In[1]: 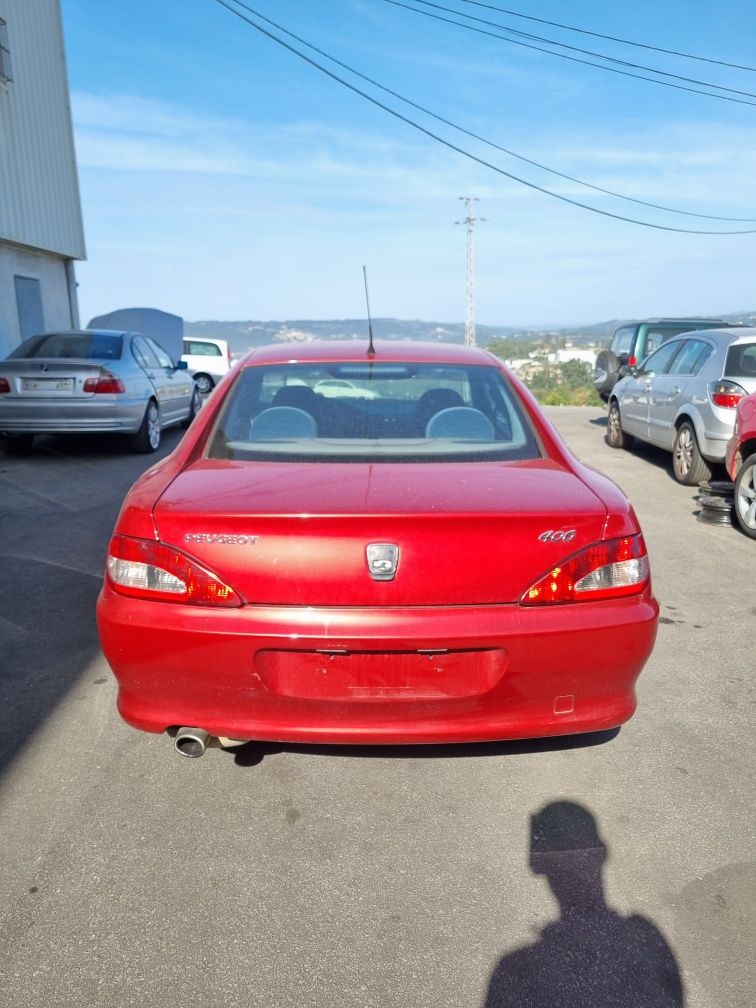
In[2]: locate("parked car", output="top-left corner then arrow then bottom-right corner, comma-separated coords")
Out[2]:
606,328 -> 756,484
97,340 -> 658,758
314,377 -> 380,399
593,318 -> 738,401
726,389 -> 756,538
182,337 -> 231,394
0,329 -> 201,454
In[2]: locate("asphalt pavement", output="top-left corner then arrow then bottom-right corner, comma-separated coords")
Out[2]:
0,409 -> 753,1008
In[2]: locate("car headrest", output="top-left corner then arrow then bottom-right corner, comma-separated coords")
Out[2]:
249,407 -> 317,441
425,407 -> 495,441
416,388 -> 465,423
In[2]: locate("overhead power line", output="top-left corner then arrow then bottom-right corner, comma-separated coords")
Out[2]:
221,0 -> 756,223
452,0 -> 756,74
213,0 -> 756,235
403,0 -> 756,101
387,1 -> 756,108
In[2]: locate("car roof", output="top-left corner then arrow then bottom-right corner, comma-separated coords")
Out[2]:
240,340 -> 498,367
672,327 -> 756,345
30,328 -> 133,338
626,317 -> 734,325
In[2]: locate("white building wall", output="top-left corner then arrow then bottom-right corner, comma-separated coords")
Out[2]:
0,0 -> 85,259
553,349 -> 596,365
0,244 -> 76,358
0,0 -> 84,356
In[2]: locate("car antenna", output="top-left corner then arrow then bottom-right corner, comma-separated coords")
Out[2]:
363,265 -> 376,357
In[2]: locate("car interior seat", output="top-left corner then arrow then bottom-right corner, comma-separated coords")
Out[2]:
272,385 -> 321,411
249,406 -> 317,441
415,388 -> 465,429
425,407 -> 495,441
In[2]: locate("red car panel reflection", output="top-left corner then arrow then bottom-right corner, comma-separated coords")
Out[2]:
97,342 -> 658,755
726,389 -> 756,538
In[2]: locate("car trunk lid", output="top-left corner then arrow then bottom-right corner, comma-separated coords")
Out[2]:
0,359 -> 107,399
152,459 -> 608,606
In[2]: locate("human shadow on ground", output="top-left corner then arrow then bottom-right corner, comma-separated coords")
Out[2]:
482,801 -> 684,1008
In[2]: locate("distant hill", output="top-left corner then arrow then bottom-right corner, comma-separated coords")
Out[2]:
185,311 -> 756,357
184,318 -> 521,356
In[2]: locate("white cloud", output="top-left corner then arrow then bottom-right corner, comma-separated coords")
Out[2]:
71,89 -> 756,325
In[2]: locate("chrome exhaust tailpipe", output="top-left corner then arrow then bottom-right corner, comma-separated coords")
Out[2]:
174,727 -> 210,758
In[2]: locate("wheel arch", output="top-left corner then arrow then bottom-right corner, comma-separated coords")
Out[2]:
673,406 -> 723,463
143,395 -> 160,424
673,407 -> 706,446
673,409 -> 696,431
735,439 -> 756,474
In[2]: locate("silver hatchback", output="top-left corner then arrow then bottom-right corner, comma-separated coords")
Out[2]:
0,329 -> 202,454
606,328 -> 756,484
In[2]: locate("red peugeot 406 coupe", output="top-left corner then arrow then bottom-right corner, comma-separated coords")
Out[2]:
97,341 -> 658,756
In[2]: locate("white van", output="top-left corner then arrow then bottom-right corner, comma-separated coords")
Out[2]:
182,338 -> 231,394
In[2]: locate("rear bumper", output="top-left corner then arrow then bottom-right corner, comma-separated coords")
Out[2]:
97,587 -> 659,745
696,407 -> 736,462
699,431 -> 731,462
0,398 -> 146,434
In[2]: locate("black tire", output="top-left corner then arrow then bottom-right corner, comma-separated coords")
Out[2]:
182,386 -> 202,429
594,350 -> 620,398
606,401 -> 633,449
131,400 -> 161,453
3,434 -> 35,455
193,373 -> 214,395
672,421 -> 711,486
733,452 -> 756,539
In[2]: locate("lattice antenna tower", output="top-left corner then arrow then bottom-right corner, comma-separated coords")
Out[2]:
455,197 -> 485,346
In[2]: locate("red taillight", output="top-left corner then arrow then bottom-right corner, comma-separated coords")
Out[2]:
0,377 -> 9,394
521,534 -> 650,606
708,380 -> 746,409
628,355 -> 637,367
83,370 -> 126,394
106,534 -> 242,607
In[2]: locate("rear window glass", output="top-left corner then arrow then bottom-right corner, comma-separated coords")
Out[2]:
184,340 -> 223,356
609,327 -> 635,356
724,342 -> 756,379
9,332 -> 123,360
208,362 -> 541,463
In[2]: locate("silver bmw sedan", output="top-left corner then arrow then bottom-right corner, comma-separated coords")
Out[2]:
0,329 -> 202,454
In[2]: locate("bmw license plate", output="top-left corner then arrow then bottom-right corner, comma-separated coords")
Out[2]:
21,378 -> 74,392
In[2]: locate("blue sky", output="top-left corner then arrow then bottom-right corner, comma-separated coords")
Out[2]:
61,0 -> 756,326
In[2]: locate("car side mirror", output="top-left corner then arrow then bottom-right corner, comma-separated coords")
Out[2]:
174,360 -> 188,371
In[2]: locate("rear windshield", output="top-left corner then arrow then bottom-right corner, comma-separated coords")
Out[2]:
724,342 -> 756,379
208,362 -> 541,463
184,340 -> 223,356
608,326 -> 635,356
9,332 -> 123,361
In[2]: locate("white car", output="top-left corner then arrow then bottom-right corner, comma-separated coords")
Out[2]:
314,378 -> 379,399
182,338 -> 231,394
